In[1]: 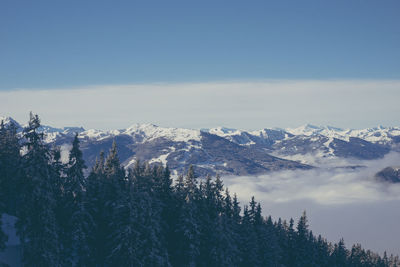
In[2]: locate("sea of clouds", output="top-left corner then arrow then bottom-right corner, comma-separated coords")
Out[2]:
223,152 -> 400,256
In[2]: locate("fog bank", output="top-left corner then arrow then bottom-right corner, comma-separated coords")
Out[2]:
224,153 -> 400,255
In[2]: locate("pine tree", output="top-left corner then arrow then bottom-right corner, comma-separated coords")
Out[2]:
85,151 -> 106,266
16,113 -> 61,266
65,134 -> 91,266
173,166 -> 200,267
276,218 -> 289,266
0,120 -> 18,250
102,141 -> 126,265
261,215 -> 281,266
285,218 -> 297,267
315,235 -> 331,267
331,238 -> 348,267
295,211 -> 312,266
50,146 -> 70,266
0,119 -> 21,214
128,161 -> 170,266
240,203 -> 260,267
197,175 -> 238,266
107,175 -> 140,266
155,166 -> 176,265
231,193 -> 243,265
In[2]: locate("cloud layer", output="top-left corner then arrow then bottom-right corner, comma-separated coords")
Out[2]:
225,152 -> 400,205
223,152 -> 400,255
1,80 -> 400,130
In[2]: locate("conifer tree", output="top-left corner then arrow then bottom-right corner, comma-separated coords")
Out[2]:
0,120 -> 21,214
240,204 -> 260,267
155,165 -> 176,264
0,120 -> 19,250
295,211 -> 312,266
285,218 -> 297,266
50,146 -> 70,266
173,166 -> 200,267
102,141 -> 126,264
108,172 -> 140,266
65,134 -> 91,266
332,238 -> 348,267
16,113 -> 61,266
219,188 -> 241,266
315,235 -> 331,267
128,161 -> 170,266
85,151 -> 106,266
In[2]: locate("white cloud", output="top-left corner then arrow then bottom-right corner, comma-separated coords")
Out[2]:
224,152 -> 400,205
222,152 -> 400,255
1,79 -> 400,130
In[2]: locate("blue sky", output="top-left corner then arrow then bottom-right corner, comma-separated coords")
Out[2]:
1,0 -> 400,90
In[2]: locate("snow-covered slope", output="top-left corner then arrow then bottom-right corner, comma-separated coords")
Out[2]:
2,116 -> 399,175
286,124 -> 400,144
124,123 -> 201,142
0,116 -> 20,128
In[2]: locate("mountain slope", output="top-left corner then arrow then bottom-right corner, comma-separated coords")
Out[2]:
1,117 -> 399,176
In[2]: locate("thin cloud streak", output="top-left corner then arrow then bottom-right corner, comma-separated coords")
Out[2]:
1,80 -> 400,130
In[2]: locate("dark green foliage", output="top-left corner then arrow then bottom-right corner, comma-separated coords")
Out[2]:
0,120 -> 21,250
16,113 -> 61,266
0,120 -> 21,215
63,134 -> 92,266
2,113 -> 399,266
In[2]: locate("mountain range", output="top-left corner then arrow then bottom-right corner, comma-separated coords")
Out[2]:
2,116 -> 400,177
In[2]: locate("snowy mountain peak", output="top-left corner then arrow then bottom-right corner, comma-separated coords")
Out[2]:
208,127 -> 243,137
124,123 -> 201,142
0,116 -> 20,128
286,124 -> 323,136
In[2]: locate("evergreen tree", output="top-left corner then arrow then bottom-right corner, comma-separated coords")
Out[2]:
315,235 -> 331,267
107,173 -> 140,266
332,238 -> 348,267
295,211 -> 312,266
220,188 -> 241,266
65,134 -> 91,266
155,165 -> 176,265
262,215 -> 281,266
101,141 -> 126,265
275,218 -> 289,266
0,120 -> 19,250
85,151 -> 107,266
173,166 -> 200,267
285,218 -> 297,267
50,146 -> 70,266
240,203 -> 260,267
0,119 -> 21,214
129,162 -> 170,266
16,113 -> 61,266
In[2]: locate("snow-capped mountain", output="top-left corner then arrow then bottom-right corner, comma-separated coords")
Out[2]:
2,116 -> 399,176
286,124 -> 400,144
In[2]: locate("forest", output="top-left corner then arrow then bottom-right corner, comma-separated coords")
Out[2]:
0,113 -> 399,267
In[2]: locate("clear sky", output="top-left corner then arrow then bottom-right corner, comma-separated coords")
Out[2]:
1,0 -> 400,89
1,1 -> 400,129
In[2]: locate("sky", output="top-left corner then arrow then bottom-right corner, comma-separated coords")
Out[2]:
1,0 -> 400,129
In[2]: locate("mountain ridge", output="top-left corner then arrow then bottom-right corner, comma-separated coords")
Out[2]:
1,116 -> 399,176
